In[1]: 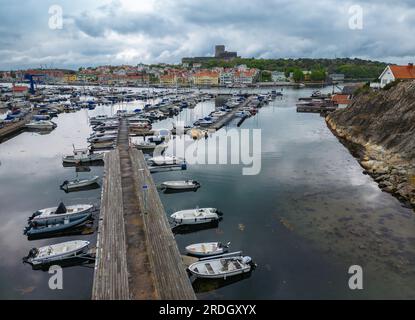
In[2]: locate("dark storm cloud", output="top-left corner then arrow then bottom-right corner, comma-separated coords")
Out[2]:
0,0 -> 414,69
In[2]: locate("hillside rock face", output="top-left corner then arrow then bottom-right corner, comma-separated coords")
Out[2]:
326,81 -> 415,209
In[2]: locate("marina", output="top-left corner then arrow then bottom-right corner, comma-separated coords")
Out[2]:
1,85 -> 415,300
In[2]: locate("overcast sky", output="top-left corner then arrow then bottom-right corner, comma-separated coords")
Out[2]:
0,0 -> 414,70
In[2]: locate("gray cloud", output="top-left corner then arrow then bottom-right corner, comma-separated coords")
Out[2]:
0,0 -> 414,69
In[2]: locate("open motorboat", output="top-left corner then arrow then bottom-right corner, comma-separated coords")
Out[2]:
60,176 -> 100,192
133,141 -> 168,152
89,115 -> 117,125
28,202 -> 94,225
161,180 -> 200,190
185,242 -> 230,257
170,208 -> 220,225
148,155 -> 184,166
188,256 -> 254,279
24,213 -> 91,237
87,135 -> 117,143
25,120 -> 57,130
62,148 -> 104,164
23,240 -> 90,266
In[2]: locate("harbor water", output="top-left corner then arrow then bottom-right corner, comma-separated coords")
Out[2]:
0,87 -> 414,299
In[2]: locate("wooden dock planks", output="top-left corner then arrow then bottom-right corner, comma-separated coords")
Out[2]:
130,149 -> 196,300
92,150 -> 130,299
92,118 -> 195,300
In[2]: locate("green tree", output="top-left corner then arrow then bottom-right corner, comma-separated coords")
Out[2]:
293,69 -> 304,82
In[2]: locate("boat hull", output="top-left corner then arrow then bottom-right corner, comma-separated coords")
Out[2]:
24,213 -> 91,237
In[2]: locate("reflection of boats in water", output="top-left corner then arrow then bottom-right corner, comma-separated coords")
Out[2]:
171,220 -> 219,235
192,272 -> 252,294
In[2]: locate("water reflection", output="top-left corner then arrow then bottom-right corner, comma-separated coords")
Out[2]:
1,86 -> 415,299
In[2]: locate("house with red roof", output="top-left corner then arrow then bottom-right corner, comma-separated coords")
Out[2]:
12,85 -> 29,96
379,63 -> 415,88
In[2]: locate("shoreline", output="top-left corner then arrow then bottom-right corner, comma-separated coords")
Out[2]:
325,115 -> 415,211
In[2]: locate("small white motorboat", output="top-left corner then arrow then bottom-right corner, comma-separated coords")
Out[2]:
188,256 -> 254,279
161,180 -> 200,190
23,240 -> 90,266
185,242 -> 230,257
29,202 -> 94,224
148,155 -> 184,166
133,141 -> 168,152
87,135 -> 117,143
171,208 -> 220,225
60,176 -> 100,192
26,120 -> 57,130
62,148 -> 104,164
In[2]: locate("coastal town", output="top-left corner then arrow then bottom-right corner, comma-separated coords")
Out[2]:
0,46 -> 387,88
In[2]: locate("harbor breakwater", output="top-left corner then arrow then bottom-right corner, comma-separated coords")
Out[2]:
326,81 -> 415,210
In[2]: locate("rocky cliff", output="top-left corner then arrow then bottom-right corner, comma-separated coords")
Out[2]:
326,81 -> 415,209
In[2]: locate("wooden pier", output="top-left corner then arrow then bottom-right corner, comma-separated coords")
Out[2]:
92,118 -> 196,300
0,112 -> 32,143
209,96 -> 253,131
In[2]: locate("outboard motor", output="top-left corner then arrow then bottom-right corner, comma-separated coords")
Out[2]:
28,211 -> 41,221
60,180 -> 69,189
241,256 -> 253,266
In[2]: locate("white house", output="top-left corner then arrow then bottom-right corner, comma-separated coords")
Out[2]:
379,63 -> 415,88
271,71 -> 286,82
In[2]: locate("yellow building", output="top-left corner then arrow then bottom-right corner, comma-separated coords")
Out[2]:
64,74 -> 77,83
159,74 -> 176,86
193,71 -> 219,86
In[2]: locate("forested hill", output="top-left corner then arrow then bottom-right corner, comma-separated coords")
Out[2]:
199,57 -> 387,80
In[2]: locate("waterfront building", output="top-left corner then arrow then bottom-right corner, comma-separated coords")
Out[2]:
328,73 -> 345,82
12,85 -> 28,96
233,69 -> 259,84
219,69 -> 234,86
160,74 -> 177,86
192,70 -> 219,86
271,71 -> 287,82
379,63 -> 415,88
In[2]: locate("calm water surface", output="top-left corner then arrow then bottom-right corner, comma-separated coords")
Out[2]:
0,87 -> 414,299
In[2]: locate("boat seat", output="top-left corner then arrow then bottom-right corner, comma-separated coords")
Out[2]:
220,260 -> 230,271
233,261 -> 242,270
205,263 -> 215,274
